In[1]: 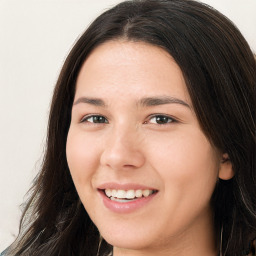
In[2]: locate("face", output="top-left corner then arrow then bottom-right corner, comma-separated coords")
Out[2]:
66,41 -> 222,254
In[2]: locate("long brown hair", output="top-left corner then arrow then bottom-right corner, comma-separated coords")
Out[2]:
7,0 -> 256,255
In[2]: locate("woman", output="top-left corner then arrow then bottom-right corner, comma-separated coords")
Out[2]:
2,0 -> 256,255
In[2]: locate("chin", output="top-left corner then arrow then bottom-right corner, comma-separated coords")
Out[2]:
100,226 -> 157,251
104,236 -> 151,251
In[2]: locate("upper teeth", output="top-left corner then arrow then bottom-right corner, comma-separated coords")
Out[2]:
105,189 -> 154,199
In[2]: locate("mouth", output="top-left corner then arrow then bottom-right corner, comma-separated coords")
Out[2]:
103,188 -> 157,202
98,186 -> 158,213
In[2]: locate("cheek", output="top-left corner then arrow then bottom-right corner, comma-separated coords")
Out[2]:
66,129 -> 101,189
149,130 -> 218,174
147,130 -> 219,205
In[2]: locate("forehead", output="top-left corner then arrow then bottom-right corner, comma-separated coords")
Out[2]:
75,40 -> 191,105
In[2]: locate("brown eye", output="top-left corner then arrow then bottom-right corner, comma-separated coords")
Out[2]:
149,115 -> 175,125
81,115 -> 108,124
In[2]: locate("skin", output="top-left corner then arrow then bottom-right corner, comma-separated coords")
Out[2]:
66,40 -> 233,256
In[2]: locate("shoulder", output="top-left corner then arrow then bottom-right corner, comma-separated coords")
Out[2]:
0,247 -> 9,256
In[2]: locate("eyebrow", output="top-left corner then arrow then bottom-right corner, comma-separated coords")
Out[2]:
138,96 -> 191,109
73,96 -> 191,109
73,97 -> 106,107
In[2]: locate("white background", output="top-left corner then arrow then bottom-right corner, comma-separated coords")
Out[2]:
0,0 -> 255,251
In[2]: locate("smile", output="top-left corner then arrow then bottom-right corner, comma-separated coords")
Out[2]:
104,189 -> 155,202
98,186 -> 158,213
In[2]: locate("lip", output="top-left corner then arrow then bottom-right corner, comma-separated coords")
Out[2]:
97,182 -> 157,191
97,183 -> 158,214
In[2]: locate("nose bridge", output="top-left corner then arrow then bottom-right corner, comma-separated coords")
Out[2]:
100,121 -> 145,170
113,121 -> 137,148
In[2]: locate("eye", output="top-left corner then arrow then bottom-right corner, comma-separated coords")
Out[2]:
146,115 -> 176,125
81,115 -> 108,124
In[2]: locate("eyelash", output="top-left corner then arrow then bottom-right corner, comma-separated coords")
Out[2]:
80,114 -> 177,125
145,114 -> 177,125
80,115 -> 108,124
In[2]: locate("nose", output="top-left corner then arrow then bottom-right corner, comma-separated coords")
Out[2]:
100,125 -> 145,171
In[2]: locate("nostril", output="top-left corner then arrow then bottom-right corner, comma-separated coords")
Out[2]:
100,145 -> 146,171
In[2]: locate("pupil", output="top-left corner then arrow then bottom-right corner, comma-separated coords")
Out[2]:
93,116 -> 105,123
156,116 -> 169,124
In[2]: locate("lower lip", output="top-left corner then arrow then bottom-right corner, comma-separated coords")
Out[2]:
98,190 -> 158,214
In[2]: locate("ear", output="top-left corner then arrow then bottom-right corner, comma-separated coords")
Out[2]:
218,153 -> 234,180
